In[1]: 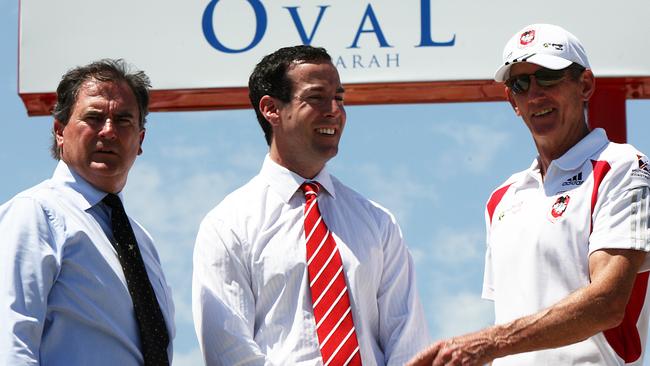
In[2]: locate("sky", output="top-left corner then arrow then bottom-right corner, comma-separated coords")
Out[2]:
3,1 -> 650,365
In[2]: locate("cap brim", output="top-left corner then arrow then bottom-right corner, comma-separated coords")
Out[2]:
493,55 -> 573,82
494,64 -> 511,82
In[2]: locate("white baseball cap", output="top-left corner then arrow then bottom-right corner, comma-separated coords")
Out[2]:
494,24 -> 590,82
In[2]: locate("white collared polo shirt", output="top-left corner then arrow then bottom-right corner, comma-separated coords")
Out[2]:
483,128 -> 650,365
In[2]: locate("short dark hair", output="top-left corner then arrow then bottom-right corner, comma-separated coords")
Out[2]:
248,45 -> 332,145
51,59 -> 151,159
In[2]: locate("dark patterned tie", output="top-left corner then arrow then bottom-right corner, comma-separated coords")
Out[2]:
103,193 -> 170,366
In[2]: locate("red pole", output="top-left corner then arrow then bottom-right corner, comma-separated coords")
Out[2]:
587,79 -> 627,143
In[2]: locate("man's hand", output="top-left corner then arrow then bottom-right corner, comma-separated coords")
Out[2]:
408,248 -> 647,365
406,331 -> 497,366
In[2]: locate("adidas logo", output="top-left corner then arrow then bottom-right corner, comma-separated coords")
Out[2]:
562,172 -> 584,186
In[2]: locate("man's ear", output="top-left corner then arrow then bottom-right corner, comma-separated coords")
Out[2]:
54,119 -> 65,147
259,95 -> 282,127
505,87 -> 521,116
580,69 -> 596,102
138,128 -> 145,155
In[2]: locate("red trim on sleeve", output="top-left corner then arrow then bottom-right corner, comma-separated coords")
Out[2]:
590,160 -> 611,232
591,159 -> 648,362
487,184 -> 513,224
603,272 -> 649,363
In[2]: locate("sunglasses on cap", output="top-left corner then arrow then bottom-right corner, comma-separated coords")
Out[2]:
505,65 -> 585,95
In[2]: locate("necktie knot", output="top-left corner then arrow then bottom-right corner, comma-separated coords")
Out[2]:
301,181 -> 320,199
102,193 -> 124,212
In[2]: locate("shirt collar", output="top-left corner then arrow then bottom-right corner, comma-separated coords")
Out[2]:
515,128 -> 609,190
259,154 -> 336,203
51,161 -> 120,210
553,128 -> 609,171
511,158 -> 543,190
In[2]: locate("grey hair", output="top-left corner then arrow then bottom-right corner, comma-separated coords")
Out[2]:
50,59 -> 151,159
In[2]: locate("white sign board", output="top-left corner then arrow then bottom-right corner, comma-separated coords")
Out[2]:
18,0 -> 650,114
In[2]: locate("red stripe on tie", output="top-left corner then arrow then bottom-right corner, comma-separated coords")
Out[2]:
301,182 -> 362,366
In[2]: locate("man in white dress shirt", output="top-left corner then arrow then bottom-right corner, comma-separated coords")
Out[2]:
408,24 -> 650,366
0,59 -> 174,365
192,45 -> 429,365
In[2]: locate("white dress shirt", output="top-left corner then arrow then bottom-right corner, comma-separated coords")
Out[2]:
193,155 -> 429,366
0,161 -> 175,366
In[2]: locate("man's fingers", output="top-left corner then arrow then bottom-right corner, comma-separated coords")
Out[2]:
432,343 -> 456,366
406,342 -> 443,366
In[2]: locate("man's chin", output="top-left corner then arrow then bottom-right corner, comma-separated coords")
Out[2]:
88,162 -> 120,175
315,144 -> 339,158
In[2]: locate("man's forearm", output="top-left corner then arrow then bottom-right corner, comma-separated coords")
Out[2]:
408,249 -> 646,365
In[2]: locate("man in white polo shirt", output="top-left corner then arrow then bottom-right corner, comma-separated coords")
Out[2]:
408,23 -> 650,365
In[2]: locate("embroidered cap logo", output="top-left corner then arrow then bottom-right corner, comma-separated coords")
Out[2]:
520,30 -> 535,46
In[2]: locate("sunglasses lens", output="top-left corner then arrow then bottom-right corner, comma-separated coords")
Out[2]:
535,69 -> 566,86
507,68 -> 569,94
508,76 -> 530,94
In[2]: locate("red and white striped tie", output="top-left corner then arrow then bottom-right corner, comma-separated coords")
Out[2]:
301,182 -> 362,366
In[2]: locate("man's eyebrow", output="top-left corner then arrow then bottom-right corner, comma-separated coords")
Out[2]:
78,109 -> 103,119
114,111 -> 135,118
81,108 -> 136,121
304,85 -> 326,92
303,85 -> 345,91
83,107 -> 103,114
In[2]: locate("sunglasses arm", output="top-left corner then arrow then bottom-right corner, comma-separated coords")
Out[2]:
504,86 -> 520,115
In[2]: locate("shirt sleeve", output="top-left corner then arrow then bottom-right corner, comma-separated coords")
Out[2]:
482,206 -> 495,300
192,212 -> 267,366
590,154 -> 650,264
376,213 -> 431,365
0,197 -> 60,365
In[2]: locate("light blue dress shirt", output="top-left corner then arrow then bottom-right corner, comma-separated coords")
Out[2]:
0,161 -> 174,365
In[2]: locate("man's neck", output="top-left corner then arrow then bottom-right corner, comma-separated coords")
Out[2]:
270,154 -> 325,179
269,150 -> 326,180
62,160 -> 126,194
535,124 -> 590,178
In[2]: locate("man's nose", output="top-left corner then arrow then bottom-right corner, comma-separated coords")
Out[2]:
324,98 -> 344,118
98,119 -> 117,139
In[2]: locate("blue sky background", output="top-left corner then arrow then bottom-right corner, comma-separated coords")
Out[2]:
3,1 -> 650,364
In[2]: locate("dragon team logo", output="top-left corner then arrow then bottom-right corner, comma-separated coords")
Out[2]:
639,155 -> 649,172
632,154 -> 650,180
551,195 -> 570,218
520,30 -> 536,46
